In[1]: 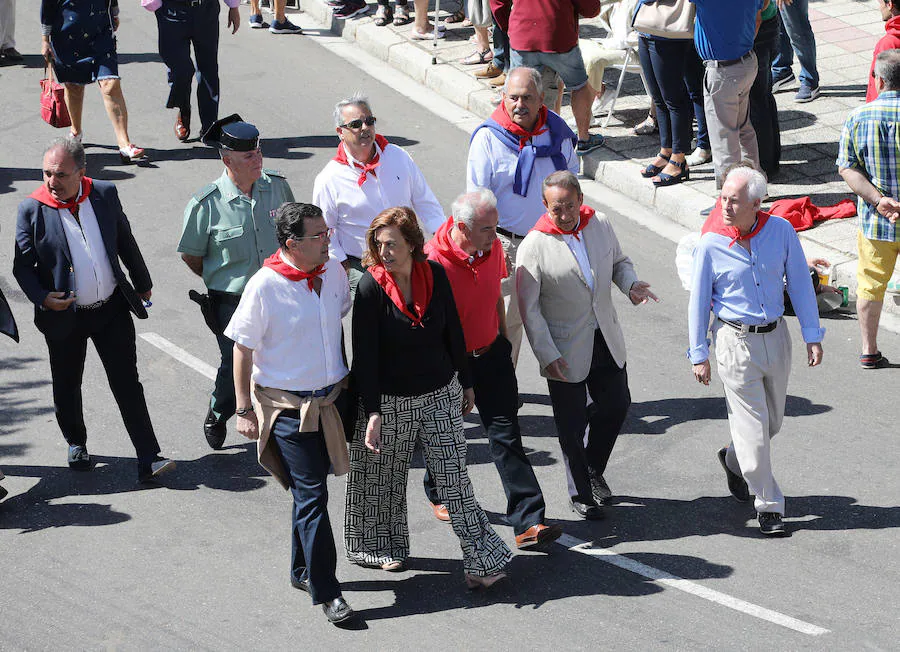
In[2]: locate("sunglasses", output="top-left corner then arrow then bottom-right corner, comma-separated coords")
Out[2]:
340,116 -> 377,130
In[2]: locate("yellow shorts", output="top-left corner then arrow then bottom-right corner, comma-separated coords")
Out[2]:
856,231 -> 900,301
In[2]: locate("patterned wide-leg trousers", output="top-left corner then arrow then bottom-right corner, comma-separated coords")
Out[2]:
344,375 -> 512,576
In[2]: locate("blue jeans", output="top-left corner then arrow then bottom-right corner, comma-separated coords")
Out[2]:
272,413 -> 341,605
683,42 -> 710,151
491,14 -> 509,71
638,36 -> 693,155
771,0 -> 819,88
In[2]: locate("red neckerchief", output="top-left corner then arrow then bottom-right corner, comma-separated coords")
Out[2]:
29,177 -> 93,210
333,134 -> 390,187
702,208 -> 771,248
369,260 -> 434,328
426,217 -> 492,280
490,103 -> 548,150
263,250 -> 325,291
531,205 -> 594,240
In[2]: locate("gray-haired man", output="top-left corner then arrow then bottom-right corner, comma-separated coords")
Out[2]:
312,93 -> 445,296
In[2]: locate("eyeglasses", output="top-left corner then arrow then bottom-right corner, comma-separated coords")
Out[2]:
339,116 -> 377,130
292,228 -> 334,242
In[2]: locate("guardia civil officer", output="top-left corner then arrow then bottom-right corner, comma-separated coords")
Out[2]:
178,115 -> 294,449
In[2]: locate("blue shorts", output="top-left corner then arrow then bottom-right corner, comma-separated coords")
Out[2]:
509,45 -> 589,91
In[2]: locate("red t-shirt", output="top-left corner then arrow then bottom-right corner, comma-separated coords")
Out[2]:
425,219 -> 508,352
491,0 -> 602,54
867,16 -> 900,102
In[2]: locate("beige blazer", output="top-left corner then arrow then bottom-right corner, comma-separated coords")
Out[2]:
516,213 -> 638,383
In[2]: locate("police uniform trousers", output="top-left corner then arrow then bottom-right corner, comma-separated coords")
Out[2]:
547,329 -> 630,505
156,0 -> 221,135
713,318 -> 791,514
344,376 -> 512,576
209,290 -> 240,422
422,335 -> 547,535
46,291 -> 162,465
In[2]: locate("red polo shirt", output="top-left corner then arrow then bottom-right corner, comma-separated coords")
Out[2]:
425,217 -> 507,352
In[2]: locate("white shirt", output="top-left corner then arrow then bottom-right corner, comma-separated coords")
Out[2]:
59,197 -> 117,306
467,124 -> 579,236
563,233 -> 594,291
312,142 -> 445,262
224,257 -> 351,392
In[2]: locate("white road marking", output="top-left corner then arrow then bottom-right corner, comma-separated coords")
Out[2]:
556,533 -> 830,637
139,332 -> 217,381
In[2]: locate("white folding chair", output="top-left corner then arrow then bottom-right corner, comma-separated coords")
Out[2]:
600,33 -> 648,129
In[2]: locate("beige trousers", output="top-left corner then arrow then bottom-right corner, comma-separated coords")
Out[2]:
498,232 -> 524,367
712,317 -> 791,514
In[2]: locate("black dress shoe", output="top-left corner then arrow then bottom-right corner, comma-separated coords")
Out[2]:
67,445 -> 92,471
570,499 -> 605,520
717,447 -> 750,502
758,512 -> 788,536
204,408 -> 227,450
290,577 -> 310,593
589,471 -> 612,504
322,596 -> 354,624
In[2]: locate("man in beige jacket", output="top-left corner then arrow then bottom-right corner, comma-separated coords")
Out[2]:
517,171 -> 657,519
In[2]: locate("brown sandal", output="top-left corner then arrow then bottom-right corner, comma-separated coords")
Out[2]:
444,9 -> 465,23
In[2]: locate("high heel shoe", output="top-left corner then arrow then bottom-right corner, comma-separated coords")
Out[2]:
640,153 -> 670,178
652,160 -> 690,187
464,571 -> 507,590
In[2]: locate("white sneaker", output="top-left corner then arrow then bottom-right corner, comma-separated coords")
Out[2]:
686,147 -> 712,167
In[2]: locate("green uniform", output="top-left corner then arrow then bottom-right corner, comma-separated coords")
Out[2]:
178,169 -> 294,295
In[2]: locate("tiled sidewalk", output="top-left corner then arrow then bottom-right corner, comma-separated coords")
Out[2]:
301,0 -> 899,306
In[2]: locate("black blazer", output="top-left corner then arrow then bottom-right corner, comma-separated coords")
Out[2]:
13,180 -> 152,339
0,285 -> 18,342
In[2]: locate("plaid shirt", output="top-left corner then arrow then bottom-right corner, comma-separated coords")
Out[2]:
836,90 -> 900,242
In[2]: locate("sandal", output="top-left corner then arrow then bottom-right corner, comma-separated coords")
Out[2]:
393,4 -> 411,25
633,116 -> 658,136
860,351 -> 889,369
652,160 -> 690,187
640,153 -> 669,178
374,4 -> 392,25
411,26 -> 445,39
444,9 -> 465,23
460,48 -> 492,65
119,144 -> 147,163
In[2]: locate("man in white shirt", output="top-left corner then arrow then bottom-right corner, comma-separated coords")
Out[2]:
467,67 -> 579,364
313,93 -> 445,296
13,137 -> 175,483
225,202 -> 355,625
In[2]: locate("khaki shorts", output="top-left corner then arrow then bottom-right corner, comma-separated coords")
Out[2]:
856,231 -> 900,301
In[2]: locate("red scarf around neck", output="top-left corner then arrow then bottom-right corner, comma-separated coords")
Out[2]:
333,134 -> 390,187
702,207 -> 771,248
428,217 -> 492,279
263,250 -> 325,291
490,103 -> 549,150
369,260 -> 434,328
30,176 -> 93,210
532,205 -> 595,240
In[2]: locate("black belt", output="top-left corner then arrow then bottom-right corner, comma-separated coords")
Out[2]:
165,0 -> 207,6
468,336 -> 497,358
706,52 -> 754,68
719,318 -> 778,334
496,227 -> 524,239
208,289 -> 242,305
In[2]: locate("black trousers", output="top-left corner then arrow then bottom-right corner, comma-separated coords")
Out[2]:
45,292 -> 161,465
423,335 -> 545,535
156,0 -> 221,134
750,16 -> 782,178
546,329 -> 630,504
209,293 -> 239,423
272,413 -> 341,605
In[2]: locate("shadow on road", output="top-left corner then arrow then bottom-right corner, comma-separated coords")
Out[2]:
0,357 -> 52,441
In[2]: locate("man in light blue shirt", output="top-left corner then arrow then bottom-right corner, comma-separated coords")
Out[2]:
688,166 -> 824,536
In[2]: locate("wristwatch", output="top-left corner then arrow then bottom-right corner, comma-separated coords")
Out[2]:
235,406 -> 255,416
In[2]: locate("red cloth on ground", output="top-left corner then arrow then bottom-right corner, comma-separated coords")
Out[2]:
490,0 -> 602,53
29,177 -> 93,210
263,251 -> 325,290
767,197 -> 857,232
490,103 -> 549,149
369,260 -> 434,328
333,134 -> 390,187
532,205 -> 595,240
701,209 -> 771,248
867,15 -> 900,102
425,217 -> 508,352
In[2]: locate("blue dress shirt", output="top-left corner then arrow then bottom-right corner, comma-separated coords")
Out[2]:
688,215 -> 825,364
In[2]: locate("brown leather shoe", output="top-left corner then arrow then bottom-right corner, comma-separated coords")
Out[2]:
475,62 -> 503,79
175,112 -> 190,142
515,523 -> 563,549
489,72 -> 507,88
429,502 -> 450,522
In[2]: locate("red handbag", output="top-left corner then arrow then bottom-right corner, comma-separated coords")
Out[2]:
40,64 -> 71,129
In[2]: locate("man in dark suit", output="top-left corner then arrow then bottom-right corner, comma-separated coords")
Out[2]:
13,136 -> 175,483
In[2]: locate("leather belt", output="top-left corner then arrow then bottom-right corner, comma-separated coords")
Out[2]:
719,317 -> 778,334
496,227 -> 524,239
165,0 -> 205,6
468,337 -> 497,358
77,295 -> 114,311
706,52 -> 754,68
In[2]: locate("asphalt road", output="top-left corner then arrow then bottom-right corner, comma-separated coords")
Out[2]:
1,5 -> 898,650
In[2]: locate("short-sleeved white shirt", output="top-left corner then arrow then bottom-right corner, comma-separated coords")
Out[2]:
224,256 -> 350,392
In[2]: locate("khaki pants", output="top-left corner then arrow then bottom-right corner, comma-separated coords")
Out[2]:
712,318 -> 791,514
498,232 -> 524,367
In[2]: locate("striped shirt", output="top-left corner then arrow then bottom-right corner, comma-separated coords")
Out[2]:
836,90 -> 900,242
